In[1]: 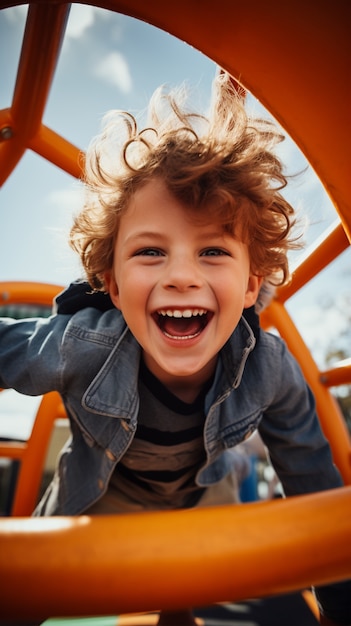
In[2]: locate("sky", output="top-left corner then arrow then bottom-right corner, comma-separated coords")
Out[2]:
0,3 -> 350,437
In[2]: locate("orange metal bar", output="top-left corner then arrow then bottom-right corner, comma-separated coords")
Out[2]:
0,442 -> 26,459
0,3 -> 71,185
0,281 -> 63,307
0,108 -> 26,185
0,487 -> 350,621
87,0 -> 351,238
277,221 -> 349,303
320,360 -> 351,388
10,391 -> 66,516
11,3 -> 70,139
0,107 -> 13,131
0,135 -> 26,185
1,0 -> 350,237
29,124 -> 84,179
0,1 -> 349,620
0,112 -> 83,182
263,300 -> 351,484
1,0 -> 350,235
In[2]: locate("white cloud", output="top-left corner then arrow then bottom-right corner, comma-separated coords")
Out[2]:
3,4 -> 99,40
65,4 -> 97,39
94,51 -> 132,93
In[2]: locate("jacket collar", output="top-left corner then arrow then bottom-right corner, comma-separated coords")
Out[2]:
82,315 -> 256,419
221,315 -> 256,390
82,323 -> 141,418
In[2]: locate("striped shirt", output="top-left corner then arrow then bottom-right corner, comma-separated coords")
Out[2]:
109,360 -> 208,509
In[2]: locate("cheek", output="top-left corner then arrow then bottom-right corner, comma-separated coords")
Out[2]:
116,270 -> 150,312
214,271 -> 247,302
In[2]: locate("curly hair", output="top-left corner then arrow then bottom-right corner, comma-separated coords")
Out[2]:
70,72 -> 301,290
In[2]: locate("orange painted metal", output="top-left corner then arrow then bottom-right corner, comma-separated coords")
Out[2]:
10,4 -> 69,137
263,300 -> 351,485
0,389 -> 67,516
0,0 -> 350,240
0,0 -> 350,620
0,107 -> 26,185
0,3 -> 70,183
0,281 -> 62,307
29,124 -> 84,180
0,283 -> 67,514
96,0 -> 351,238
11,392 -> 66,516
0,486 -> 350,621
0,441 -> 26,459
277,222 -> 349,303
320,360 -> 351,387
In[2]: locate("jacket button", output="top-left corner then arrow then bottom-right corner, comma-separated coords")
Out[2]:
98,479 -> 104,490
105,449 -> 116,461
120,419 -> 130,432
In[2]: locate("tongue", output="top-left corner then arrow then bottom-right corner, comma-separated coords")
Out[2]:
162,316 -> 203,337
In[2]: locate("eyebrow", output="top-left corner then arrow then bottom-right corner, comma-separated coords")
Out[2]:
123,232 -> 166,245
123,229 -> 229,244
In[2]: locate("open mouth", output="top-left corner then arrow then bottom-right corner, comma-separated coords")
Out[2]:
153,308 -> 212,340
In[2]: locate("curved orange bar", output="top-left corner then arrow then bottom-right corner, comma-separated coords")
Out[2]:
11,3 -> 70,138
0,487 -> 350,621
263,300 -> 351,485
29,124 -> 83,179
277,222 -> 349,303
0,281 -> 62,307
0,441 -> 26,459
0,3 -> 71,184
0,108 -> 26,184
0,1 -> 350,620
1,0 -> 350,240
93,0 -> 351,239
320,361 -> 351,387
10,391 -> 66,516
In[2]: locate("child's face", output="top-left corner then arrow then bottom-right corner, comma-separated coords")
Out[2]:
105,178 -> 262,392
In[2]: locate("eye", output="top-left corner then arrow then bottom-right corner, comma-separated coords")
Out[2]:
134,248 -> 164,257
200,248 -> 230,257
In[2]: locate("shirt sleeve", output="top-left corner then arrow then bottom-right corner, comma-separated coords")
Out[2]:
0,315 -> 69,395
258,339 -> 343,496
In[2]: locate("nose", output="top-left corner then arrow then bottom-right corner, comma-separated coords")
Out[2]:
163,253 -> 203,291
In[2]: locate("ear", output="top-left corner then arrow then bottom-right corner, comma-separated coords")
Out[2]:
243,274 -> 263,309
104,270 -> 121,310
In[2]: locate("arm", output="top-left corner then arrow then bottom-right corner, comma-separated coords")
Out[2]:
258,339 -> 342,496
0,315 -> 68,395
258,337 -> 350,625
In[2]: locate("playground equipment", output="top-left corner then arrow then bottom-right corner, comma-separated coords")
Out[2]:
0,0 -> 350,623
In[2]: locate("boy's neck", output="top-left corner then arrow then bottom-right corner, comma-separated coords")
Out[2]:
141,355 -> 217,404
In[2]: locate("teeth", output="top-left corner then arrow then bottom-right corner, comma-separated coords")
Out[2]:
158,308 -> 207,318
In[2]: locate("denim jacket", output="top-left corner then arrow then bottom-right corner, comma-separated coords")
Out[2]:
0,306 -> 342,517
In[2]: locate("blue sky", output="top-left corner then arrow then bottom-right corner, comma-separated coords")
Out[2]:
0,2 -> 350,380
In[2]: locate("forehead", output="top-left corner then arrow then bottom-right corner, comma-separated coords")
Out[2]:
122,177 -> 233,232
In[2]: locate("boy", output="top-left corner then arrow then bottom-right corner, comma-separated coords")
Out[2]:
1,74 -> 350,624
